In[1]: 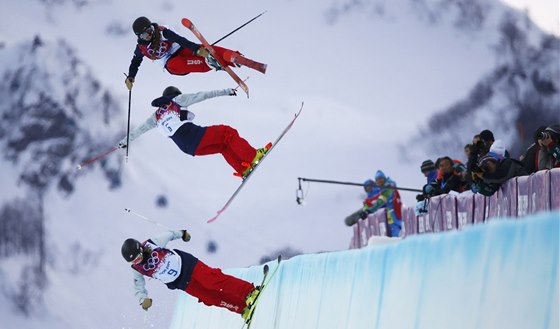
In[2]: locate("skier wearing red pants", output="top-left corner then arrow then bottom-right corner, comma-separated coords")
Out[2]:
124,16 -> 266,90
117,86 -> 270,178
121,230 -> 260,319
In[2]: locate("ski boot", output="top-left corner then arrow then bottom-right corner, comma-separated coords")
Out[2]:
241,306 -> 252,321
238,143 -> 272,179
204,54 -> 223,71
245,286 -> 261,307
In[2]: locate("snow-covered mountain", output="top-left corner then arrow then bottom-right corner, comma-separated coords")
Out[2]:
406,10 -> 559,160
0,0 -> 557,328
0,36 -> 123,316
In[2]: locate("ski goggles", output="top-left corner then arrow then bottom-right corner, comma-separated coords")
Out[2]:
129,252 -> 144,265
137,26 -> 154,41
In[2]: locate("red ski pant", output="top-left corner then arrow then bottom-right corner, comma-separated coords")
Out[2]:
195,125 -> 256,174
185,261 -> 255,314
165,46 -> 241,75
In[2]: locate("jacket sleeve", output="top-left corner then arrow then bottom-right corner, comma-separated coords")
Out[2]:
364,189 -> 392,213
173,89 -> 231,108
162,28 -> 200,54
127,46 -> 144,79
151,230 -> 184,248
118,114 -> 157,146
133,270 -> 149,304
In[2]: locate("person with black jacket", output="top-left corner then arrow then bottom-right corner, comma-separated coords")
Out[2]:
471,154 -> 528,196
124,16 -> 266,90
423,156 -> 467,197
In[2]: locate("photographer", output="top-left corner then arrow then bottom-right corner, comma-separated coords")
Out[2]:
537,124 -> 560,169
422,156 -> 467,198
466,130 -> 509,188
520,126 -> 547,174
471,153 -> 527,196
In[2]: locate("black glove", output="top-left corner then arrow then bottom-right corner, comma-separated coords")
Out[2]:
182,230 -> 191,242
416,194 -> 425,202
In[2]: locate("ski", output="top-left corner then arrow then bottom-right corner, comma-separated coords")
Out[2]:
181,18 -> 250,97
243,256 -> 282,329
208,103 -> 304,223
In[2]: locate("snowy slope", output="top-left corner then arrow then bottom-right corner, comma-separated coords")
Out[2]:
170,213 -> 559,329
0,0 -> 557,328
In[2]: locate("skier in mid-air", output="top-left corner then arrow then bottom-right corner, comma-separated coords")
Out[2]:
117,86 -> 270,178
124,16 -> 266,90
121,229 -> 260,319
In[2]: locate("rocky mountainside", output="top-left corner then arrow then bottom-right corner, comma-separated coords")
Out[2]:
0,36 -> 124,313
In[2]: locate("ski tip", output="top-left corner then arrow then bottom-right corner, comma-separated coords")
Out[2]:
263,264 -> 269,274
181,18 -> 192,27
277,255 -> 282,262
207,209 -> 223,223
75,164 -> 82,170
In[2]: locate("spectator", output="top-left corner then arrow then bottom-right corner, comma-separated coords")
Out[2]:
537,124 -> 560,169
363,179 -> 380,198
423,156 -> 467,197
464,144 -> 473,162
466,129 -> 510,189
359,170 -> 403,237
520,126 -> 547,174
416,160 -> 437,202
471,154 -> 528,196
488,139 -> 506,160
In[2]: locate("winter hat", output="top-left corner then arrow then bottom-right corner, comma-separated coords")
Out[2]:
420,159 -> 435,172
363,179 -> 374,191
121,238 -> 142,262
489,139 -> 505,158
545,124 -> 560,139
479,129 -> 495,142
374,170 -> 386,181
133,16 -> 152,35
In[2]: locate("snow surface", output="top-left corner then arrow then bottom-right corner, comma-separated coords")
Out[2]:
170,212 -> 559,329
0,0 -> 558,328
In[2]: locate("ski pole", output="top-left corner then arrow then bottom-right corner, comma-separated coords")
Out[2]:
123,73 -> 132,163
233,77 -> 249,92
297,177 -> 423,193
76,147 -> 118,170
211,11 -> 267,46
124,208 -> 172,230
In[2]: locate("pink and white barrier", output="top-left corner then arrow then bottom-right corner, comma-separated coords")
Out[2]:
350,169 -> 559,245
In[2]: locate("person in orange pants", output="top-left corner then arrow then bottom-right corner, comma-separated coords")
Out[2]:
117,86 -> 269,178
122,230 -> 260,319
124,16 -> 266,90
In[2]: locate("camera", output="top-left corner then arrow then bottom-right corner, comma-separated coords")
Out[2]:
537,131 -> 549,140
473,140 -> 485,152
